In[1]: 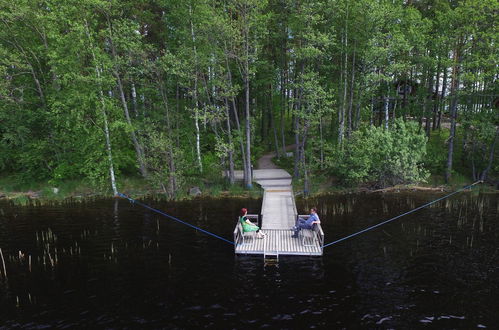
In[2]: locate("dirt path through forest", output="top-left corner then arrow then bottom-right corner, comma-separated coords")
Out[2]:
257,145 -> 296,169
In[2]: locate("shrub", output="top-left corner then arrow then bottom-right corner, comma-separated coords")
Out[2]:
329,119 -> 429,187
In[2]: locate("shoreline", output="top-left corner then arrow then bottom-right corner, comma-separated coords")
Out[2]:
1,180 -> 495,206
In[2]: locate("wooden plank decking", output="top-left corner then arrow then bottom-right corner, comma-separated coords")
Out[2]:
234,229 -> 322,256
233,168 -> 324,257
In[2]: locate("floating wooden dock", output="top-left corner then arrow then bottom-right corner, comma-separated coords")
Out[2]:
233,169 -> 324,257
234,229 -> 323,256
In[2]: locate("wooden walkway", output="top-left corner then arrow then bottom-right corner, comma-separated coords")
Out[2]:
233,169 -> 324,257
234,229 -> 322,256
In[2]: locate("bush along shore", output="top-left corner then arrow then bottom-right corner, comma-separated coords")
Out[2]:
1,173 -> 496,206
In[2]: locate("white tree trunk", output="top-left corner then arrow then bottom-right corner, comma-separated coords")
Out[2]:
190,5 -> 203,173
115,72 -> 148,177
106,19 -> 148,178
338,5 -> 349,146
85,20 -> 118,196
243,5 -> 252,188
102,99 -> 118,196
131,82 -> 138,117
384,96 -> 389,129
195,109 -> 203,172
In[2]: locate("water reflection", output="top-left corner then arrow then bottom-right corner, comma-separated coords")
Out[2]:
0,192 -> 497,328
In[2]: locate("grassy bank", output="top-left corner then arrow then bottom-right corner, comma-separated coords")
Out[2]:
0,175 -> 265,205
2,171 -> 494,206
1,129 -> 496,206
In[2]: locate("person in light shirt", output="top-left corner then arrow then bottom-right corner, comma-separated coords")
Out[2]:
292,207 -> 320,238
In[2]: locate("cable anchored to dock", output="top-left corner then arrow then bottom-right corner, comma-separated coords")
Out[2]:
322,181 -> 482,249
117,193 -> 235,246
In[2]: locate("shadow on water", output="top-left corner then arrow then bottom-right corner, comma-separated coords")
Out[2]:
0,191 -> 497,328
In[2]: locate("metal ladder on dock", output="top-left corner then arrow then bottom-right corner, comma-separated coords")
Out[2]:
264,250 -> 279,265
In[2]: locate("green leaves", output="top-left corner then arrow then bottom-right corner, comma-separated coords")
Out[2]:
0,0 -> 496,194
330,119 -> 429,187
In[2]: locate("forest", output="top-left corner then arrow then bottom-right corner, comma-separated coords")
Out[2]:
0,0 -> 497,198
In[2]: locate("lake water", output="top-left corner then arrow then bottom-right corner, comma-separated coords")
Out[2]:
0,191 -> 498,328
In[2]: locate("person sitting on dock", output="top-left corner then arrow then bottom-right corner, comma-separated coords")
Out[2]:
240,208 -> 266,239
292,207 -> 320,238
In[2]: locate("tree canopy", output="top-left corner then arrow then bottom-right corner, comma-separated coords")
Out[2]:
0,0 -> 497,195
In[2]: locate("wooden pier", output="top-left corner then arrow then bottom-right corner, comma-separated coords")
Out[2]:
233,169 -> 324,257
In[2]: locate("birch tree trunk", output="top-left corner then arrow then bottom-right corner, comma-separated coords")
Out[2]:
131,82 -> 138,117
384,95 -> 389,129
244,66 -> 252,187
224,99 -> 235,184
437,65 -> 448,130
280,45 -> 288,157
338,6 -> 349,145
347,47 -> 356,138
319,117 -> 324,168
107,19 -> 148,178
100,82 -> 118,196
445,45 -> 461,183
190,6 -> 203,173
281,65 -> 289,157
85,20 -> 118,196
301,115 -> 311,195
114,71 -> 148,177
432,60 -> 441,130
243,5 -> 252,188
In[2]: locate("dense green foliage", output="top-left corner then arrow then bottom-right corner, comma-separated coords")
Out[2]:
0,0 -> 497,196
330,120 -> 429,187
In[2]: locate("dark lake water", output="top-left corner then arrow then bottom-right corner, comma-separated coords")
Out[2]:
0,191 -> 498,328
